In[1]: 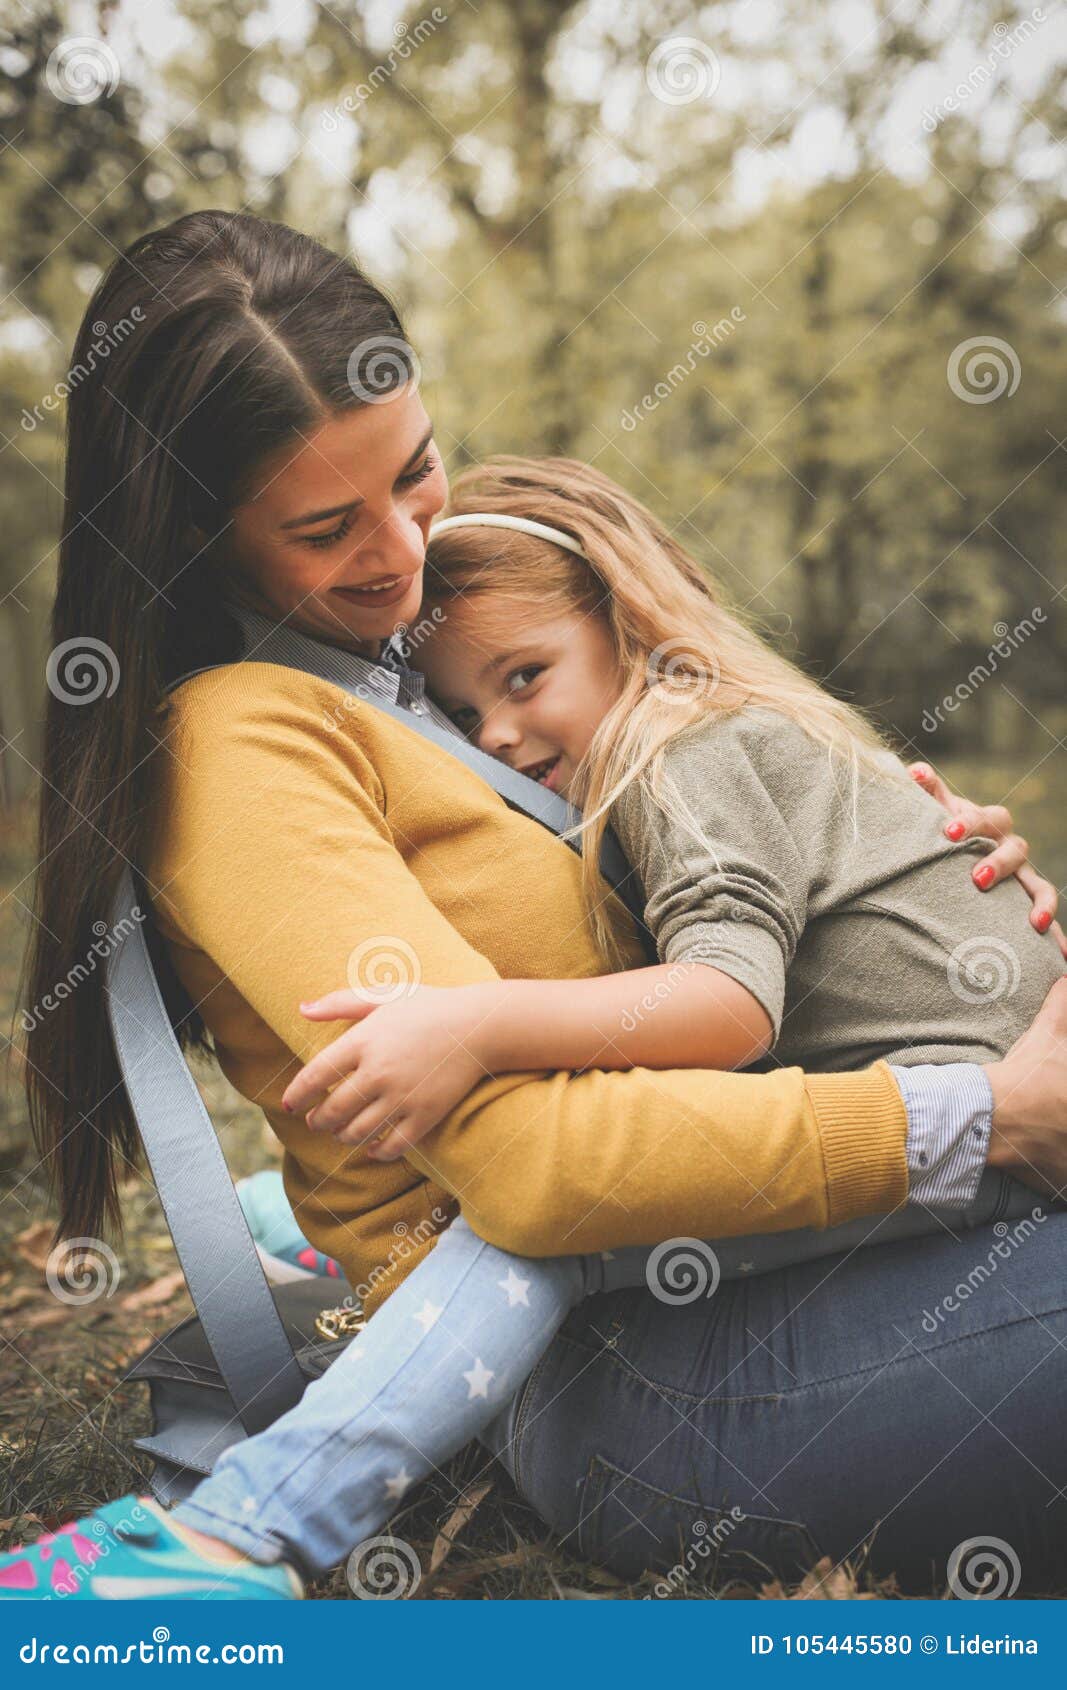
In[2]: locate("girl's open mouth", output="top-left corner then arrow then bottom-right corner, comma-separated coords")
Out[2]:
522,755 -> 562,792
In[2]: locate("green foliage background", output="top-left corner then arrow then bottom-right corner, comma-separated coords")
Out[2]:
1,0 -> 1065,872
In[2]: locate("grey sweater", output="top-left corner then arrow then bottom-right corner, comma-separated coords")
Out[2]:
611,707 -> 1064,1071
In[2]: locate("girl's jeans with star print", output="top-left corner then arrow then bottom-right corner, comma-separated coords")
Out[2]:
169,1172 -> 1032,1577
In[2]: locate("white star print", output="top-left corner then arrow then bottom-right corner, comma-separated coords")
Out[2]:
384,1467 -> 412,1501
739,1262 -> 755,1274
412,1300 -> 443,1332
498,1268 -> 531,1307
462,1358 -> 495,1399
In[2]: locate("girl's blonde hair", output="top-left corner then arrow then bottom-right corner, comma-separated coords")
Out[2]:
425,456 -> 904,968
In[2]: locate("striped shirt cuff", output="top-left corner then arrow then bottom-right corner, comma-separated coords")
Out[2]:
889,1062 -> 993,1210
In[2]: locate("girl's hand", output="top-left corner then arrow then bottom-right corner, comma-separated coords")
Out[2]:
907,761 -> 1065,958
281,985 -> 489,1160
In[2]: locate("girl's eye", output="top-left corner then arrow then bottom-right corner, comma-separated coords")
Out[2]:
450,706 -> 479,736
304,511 -> 355,550
398,452 -> 438,488
506,664 -> 544,695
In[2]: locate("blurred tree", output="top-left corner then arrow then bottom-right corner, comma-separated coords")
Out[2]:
0,0 -> 1063,799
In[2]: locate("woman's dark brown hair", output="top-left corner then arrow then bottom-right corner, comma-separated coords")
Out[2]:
20,210 -> 416,1245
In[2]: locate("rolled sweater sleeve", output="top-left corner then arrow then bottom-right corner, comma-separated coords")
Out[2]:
612,711 -> 831,1042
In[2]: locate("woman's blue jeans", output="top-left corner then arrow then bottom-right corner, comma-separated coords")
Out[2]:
173,1191 -> 1067,1594
483,1211 -> 1067,1593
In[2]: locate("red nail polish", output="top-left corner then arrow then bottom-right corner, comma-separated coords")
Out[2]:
912,765 -> 931,781
974,864 -> 995,889
1035,911 -> 1052,933
946,821 -> 966,841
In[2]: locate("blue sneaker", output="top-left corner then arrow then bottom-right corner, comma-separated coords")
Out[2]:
0,1496 -> 301,1599
236,1170 -> 343,1285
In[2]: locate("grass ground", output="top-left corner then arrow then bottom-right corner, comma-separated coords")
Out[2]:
2,750 -> 1065,1599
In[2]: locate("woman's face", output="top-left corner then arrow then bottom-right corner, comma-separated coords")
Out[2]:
227,386 -> 447,655
416,597 -> 625,798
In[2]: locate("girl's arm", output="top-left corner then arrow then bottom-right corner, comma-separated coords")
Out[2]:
451,962 -> 772,1073
287,964 -> 773,1154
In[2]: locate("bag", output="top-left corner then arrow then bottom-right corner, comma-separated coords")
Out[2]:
122,1281 -> 363,1506
109,640 -> 642,1505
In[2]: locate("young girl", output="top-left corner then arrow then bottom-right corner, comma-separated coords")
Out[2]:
216,455 -> 1063,1568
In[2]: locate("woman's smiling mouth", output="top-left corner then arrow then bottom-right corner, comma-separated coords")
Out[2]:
330,576 -> 413,609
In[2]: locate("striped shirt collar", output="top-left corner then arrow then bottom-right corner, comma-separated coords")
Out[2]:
232,604 -> 458,731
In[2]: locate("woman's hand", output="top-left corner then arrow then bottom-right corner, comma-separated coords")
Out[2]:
281,985 -> 491,1160
986,978 -> 1067,1194
907,761 -> 1065,958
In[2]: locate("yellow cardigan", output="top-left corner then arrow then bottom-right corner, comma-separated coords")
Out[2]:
146,662 -> 908,1314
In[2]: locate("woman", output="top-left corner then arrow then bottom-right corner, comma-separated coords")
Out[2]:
9,210 -> 1067,1601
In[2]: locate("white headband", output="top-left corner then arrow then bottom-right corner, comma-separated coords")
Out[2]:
429,511 -> 587,559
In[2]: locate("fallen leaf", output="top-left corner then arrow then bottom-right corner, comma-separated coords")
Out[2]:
429,1479 -> 494,1573
790,1557 -> 873,1600
120,1270 -> 186,1311
0,1514 -> 43,1536
14,1222 -> 53,1273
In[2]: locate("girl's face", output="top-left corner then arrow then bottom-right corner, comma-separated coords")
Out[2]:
416,598 -> 625,797
226,386 -> 448,656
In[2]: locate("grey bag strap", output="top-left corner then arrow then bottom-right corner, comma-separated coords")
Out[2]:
173,652 -> 646,924
106,867 -> 309,1433
105,648 -> 649,1435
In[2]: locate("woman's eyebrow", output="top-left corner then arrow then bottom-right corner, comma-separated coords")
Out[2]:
280,425 -> 435,529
